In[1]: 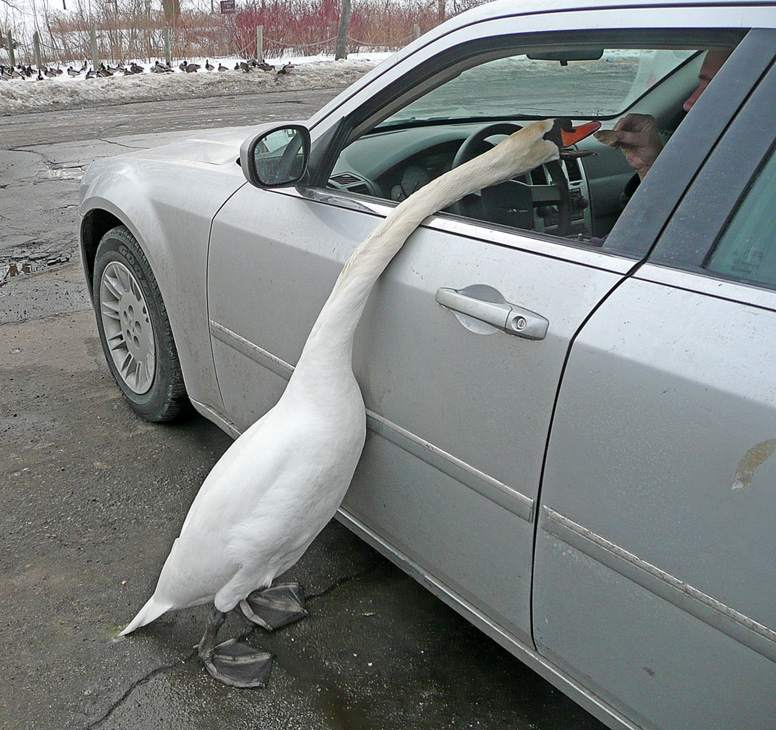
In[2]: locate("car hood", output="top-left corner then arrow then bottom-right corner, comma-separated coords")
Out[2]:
119,124 -> 273,166
79,121 -> 292,209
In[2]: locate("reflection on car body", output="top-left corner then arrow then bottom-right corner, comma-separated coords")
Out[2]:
79,2 -> 776,728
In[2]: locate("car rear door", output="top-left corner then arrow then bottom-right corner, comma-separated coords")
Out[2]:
533,40 -> 776,730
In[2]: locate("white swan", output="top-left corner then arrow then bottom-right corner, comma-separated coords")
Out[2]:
119,117 -> 599,688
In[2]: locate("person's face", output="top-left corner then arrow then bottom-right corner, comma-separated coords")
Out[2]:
683,49 -> 733,112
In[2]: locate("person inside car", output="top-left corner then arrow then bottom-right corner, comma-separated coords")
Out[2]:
611,48 -> 733,181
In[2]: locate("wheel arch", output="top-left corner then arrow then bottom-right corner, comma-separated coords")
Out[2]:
81,206 -> 126,300
79,197 -> 162,300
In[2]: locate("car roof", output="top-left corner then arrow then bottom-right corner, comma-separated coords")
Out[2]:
434,0 -> 776,37
456,0 -> 776,23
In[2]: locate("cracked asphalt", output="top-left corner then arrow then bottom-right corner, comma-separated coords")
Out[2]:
0,89 -> 606,730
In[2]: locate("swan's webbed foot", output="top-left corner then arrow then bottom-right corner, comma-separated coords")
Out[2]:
198,608 -> 274,688
240,581 -> 309,630
202,638 -> 274,688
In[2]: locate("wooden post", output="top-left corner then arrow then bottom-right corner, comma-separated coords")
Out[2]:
6,31 -> 15,67
90,28 -> 99,70
33,31 -> 42,69
256,25 -> 263,63
163,26 -> 171,66
335,0 -> 352,60
413,24 -> 420,41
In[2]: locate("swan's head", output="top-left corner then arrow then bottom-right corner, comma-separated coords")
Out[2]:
542,118 -> 602,159
491,118 -> 599,181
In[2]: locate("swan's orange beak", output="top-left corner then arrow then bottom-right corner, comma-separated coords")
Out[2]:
543,119 -> 601,158
561,120 -> 601,147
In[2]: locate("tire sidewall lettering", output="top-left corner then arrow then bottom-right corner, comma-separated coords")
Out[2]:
118,242 -> 147,284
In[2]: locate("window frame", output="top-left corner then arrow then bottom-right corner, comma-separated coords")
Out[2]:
306,26 -> 763,261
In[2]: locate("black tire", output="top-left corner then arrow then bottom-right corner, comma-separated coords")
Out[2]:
93,225 -> 189,422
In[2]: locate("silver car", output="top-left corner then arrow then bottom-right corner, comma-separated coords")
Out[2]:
79,2 -> 776,728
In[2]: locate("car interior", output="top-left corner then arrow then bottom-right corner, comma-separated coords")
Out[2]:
325,37 -> 738,247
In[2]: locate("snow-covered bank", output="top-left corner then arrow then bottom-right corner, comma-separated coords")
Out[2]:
0,55 -> 389,114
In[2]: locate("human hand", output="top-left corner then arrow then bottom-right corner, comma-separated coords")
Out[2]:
612,113 -> 663,180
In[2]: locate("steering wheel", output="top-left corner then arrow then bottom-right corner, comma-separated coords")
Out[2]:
449,122 -> 572,236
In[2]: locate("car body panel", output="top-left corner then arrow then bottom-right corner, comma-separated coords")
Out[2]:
535,59 -> 776,729
79,128 -> 257,411
535,273 -> 776,730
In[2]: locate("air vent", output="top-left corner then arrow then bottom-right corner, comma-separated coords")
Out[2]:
530,166 -> 548,185
330,172 -> 362,186
329,171 -> 372,195
564,157 -> 582,182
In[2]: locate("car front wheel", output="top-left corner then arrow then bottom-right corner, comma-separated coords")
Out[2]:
93,225 -> 189,422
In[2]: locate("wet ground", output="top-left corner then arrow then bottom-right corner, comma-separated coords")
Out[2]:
0,88 -> 607,729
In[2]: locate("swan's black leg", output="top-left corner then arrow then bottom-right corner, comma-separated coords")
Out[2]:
240,581 -> 309,630
197,607 -> 274,688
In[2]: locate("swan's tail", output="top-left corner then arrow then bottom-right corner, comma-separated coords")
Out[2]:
119,596 -> 171,636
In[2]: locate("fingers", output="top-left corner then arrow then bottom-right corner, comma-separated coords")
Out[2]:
611,114 -> 660,151
613,113 -> 654,134
615,129 -> 648,148
608,113 -> 663,179
612,116 -> 628,133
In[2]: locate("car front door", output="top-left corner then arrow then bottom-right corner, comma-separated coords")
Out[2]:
208,180 -> 632,645
533,39 -> 776,730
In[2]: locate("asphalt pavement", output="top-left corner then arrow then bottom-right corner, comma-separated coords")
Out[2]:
0,89 -> 606,730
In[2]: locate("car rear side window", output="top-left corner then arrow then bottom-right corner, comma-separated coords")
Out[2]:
706,147 -> 776,289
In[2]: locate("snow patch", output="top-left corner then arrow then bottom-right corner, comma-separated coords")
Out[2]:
0,54 -> 389,114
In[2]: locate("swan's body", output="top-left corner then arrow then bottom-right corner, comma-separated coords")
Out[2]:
121,362 -> 365,631
121,118 -> 578,686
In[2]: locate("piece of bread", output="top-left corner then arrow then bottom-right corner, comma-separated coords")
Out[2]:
594,129 -> 619,147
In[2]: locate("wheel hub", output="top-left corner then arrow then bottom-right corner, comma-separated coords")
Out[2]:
99,261 -> 156,395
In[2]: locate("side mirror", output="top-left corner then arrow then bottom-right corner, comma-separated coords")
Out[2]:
240,124 -> 311,187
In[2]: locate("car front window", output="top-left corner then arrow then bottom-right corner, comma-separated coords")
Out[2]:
378,49 -> 695,126
327,36 -> 734,245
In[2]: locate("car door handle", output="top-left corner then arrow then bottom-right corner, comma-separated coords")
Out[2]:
435,285 -> 549,340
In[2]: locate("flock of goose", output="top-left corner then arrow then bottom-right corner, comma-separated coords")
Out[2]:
0,57 -> 293,81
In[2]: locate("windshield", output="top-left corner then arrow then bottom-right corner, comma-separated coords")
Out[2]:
379,49 -> 695,126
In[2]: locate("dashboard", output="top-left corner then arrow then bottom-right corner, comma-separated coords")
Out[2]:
327,122 -> 635,240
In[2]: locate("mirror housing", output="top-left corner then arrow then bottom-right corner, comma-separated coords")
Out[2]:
240,124 -> 311,188
527,49 -> 604,64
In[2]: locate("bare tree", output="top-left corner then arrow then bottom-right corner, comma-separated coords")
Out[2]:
161,0 -> 180,24
335,0 -> 352,60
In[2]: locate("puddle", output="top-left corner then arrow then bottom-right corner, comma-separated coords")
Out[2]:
44,167 -> 84,180
0,254 -> 71,282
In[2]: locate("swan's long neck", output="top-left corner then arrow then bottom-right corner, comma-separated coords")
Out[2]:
294,120 -> 559,377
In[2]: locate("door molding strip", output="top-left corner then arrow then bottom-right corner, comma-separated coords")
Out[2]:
210,319 -> 294,381
209,319 -> 535,523
543,506 -> 776,664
